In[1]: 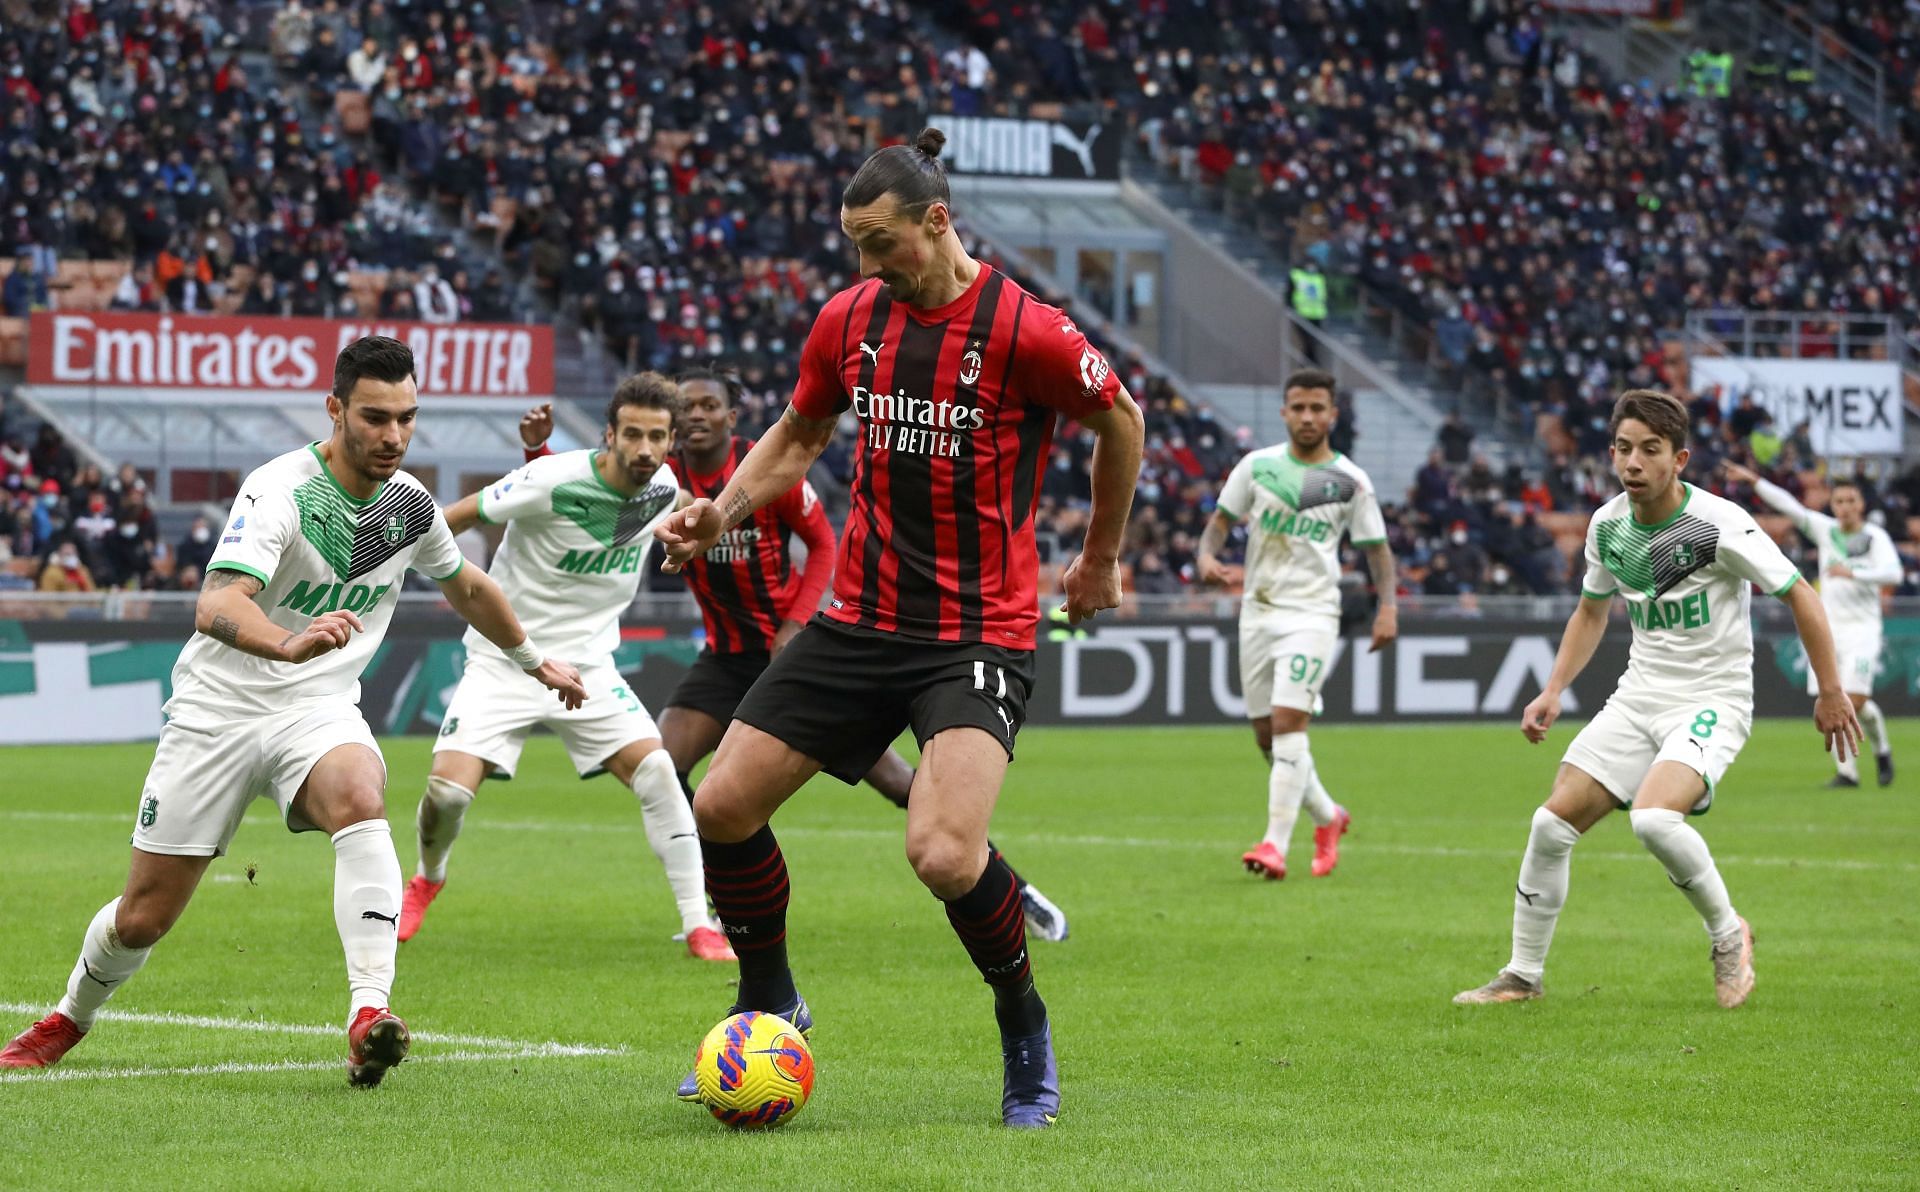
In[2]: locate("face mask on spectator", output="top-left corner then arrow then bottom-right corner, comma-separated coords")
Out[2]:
59,548 -> 81,568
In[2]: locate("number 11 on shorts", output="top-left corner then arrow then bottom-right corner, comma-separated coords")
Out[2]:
973,660 -> 1006,698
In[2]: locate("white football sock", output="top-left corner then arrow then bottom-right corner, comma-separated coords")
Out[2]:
1860,700 -> 1891,757
1508,807 -> 1581,983
55,898 -> 151,1030
632,749 -> 710,934
1263,732 -> 1311,855
1630,808 -> 1739,941
333,819 -> 402,1018
1301,760 -> 1338,827
415,776 -> 474,883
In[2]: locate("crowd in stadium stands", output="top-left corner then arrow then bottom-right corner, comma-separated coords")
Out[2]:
0,392 -> 197,593
954,0 -> 1915,420
1817,1 -> 1920,149
1,0 -> 1917,603
0,0 -> 462,320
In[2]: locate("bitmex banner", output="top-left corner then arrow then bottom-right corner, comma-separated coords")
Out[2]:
3,613 -> 1916,744
27,312 -> 554,398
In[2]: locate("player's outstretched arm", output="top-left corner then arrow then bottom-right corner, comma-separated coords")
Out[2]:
195,567 -> 362,663
1061,387 -> 1145,623
436,565 -> 587,710
1782,577 -> 1864,760
441,493 -> 482,535
1728,462 -> 1816,537
1521,594 -> 1611,744
657,404 -> 835,573
1362,541 -> 1398,652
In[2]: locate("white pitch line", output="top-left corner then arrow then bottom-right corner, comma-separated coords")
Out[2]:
0,1043 -> 623,1085
4,809 -> 1915,873
0,1002 -> 620,1053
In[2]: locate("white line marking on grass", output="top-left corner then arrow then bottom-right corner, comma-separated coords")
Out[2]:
0,1043 -> 623,1085
0,1002 -> 621,1053
6,809 -> 1915,873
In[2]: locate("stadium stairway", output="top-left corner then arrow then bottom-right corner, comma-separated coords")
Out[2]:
1119,160 -> 1524,497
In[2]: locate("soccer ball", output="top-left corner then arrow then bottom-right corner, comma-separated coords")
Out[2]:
691,1011 -> 815,1129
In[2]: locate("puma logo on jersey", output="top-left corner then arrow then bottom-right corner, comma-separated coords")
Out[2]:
858,340 -> 883,364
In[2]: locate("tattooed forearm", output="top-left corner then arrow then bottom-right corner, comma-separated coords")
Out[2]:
202,568 -> 263,597
1364,542 -> 1398,609
722,489 -> 753,530
209,614 -> 242,646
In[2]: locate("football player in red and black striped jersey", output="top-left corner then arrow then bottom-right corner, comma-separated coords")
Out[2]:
648,367 -> 1070,943
658,129 -> 1144,1129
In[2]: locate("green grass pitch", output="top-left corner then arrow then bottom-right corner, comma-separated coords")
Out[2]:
1,722 -> 1915,1189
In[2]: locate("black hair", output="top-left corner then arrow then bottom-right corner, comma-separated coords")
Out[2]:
842,127 -> 951,221
1282,368 -> 1337,402
675,363 -> 744,411
332,335 -> 415,402
606,371 -> 683,427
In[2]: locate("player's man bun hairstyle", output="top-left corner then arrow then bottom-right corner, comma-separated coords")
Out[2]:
843,126 -> 952,221
1609,388 -> 1690,451
607,371 -> 683,427
676,363 -> 745,410
332,335 -> 415,403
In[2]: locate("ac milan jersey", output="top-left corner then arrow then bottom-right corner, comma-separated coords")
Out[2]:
789,266 -> 1121,649
678,437 -> 835,653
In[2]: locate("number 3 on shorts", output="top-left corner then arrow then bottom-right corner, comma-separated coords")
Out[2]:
1689,708 -> 1718,738
612,684 -> 641,713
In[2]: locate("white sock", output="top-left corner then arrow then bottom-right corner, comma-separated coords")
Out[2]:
1860,699 -> 1891,757
1301,760 -> 1338,827
1263,732 -> 1311,855
415,776 -> 474,883
632,749 -> 710,934
1630,808 -> 1739,941
1508,807 -> 1581,983
55,898 -> 151,1030
333,819 -> 402,1019
1835,748 -> 1860,781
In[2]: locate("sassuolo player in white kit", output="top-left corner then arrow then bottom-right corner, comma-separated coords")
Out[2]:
0,336 -> 587,1082
1455,390 -> 1860,1009
397,373 -> 735,961
1723,460 -> 1900,787
1196,369 -> 1398,881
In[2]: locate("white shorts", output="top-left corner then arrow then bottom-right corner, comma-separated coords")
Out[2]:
1806,628 -> 1881,698
132,702 -> 383,857
1562,691 -> 1752,812
1241,613 -> 1339,718
433,652 -> 657,779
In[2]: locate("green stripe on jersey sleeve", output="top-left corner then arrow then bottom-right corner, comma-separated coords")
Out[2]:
428,556 -> 466,583
1580,587 -> 1614,601
475,488 -> 496,526
1771,573 -> 1802,597
1350,537 -> 1387,546
1216,504 -> 1241,522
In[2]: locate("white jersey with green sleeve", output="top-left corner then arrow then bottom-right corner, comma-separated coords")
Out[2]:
467,449 -> 680,664
1581,484 -> 1802,707
1753,478 -> 1900,633
1215,446 -> 1386,619
170,444 -> 466,718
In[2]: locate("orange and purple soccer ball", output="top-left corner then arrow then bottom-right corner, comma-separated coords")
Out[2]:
691,1011 -> 815,1128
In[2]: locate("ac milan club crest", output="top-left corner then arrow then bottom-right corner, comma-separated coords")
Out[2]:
959,348 -> 983,387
